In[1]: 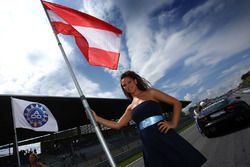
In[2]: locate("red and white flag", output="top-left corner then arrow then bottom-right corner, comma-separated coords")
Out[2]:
42,1 -> 122,70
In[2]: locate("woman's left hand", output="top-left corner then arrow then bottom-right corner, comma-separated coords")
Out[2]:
158,121 -> 177,133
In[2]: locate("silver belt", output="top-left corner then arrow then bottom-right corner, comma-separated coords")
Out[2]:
139,115 -> 164,130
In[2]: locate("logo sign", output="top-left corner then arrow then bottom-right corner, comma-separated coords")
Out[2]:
23,103 -> 49,128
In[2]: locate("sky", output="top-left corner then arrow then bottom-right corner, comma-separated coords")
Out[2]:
0,0 -> 249,110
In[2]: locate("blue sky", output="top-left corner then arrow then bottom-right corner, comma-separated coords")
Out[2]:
0,0 -> 249,109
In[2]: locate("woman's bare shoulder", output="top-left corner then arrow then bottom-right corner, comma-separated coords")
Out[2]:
147,88 -> 162,96
38,162 -> 47,167
148,87 -> 160,92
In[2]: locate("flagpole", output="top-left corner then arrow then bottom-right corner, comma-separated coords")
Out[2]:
10,97 -> 21,167
39,1 -> 117,167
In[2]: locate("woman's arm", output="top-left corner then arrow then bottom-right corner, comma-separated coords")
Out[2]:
150,88 -> 182,132
93,105 -> 133,130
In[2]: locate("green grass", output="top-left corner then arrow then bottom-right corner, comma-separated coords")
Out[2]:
118,152 -> 143,167
177,120 -> 195,133
117,121 -> 195,166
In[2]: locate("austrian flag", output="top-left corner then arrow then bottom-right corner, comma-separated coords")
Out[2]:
42,1 -> 122,70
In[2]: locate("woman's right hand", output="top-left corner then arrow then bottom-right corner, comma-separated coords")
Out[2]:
91,109 -> 99,122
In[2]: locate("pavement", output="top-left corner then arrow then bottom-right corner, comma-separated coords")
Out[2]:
126,87 -> 250,167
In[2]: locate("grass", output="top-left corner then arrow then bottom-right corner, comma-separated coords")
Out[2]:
118,152 -> 143,167
177,120 -> 195,133
117,121 -> 195,166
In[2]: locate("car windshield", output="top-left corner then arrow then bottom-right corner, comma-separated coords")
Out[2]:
201,99 -> 227,113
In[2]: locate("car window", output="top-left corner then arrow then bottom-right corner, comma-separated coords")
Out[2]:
202,99 -> 227,113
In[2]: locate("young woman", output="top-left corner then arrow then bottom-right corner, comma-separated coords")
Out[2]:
29,153 -> 47,167
93,70 -> 206,167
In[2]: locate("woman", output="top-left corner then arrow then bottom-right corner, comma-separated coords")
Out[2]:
93,71 -> 206,167
29,153 -> 47,167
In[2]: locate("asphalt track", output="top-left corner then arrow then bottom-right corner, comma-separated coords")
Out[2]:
127,123 -> 250,167
127,89 -> 250,167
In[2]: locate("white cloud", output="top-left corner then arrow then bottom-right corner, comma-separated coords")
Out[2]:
0,0 -> 249,103
183,63 -> 250,105
185,8 -> 250,67
80,0 -> 114,20
0,1 -> 61,94
184,93 -> 193,101
179,74 -> 201,87
135,0 -> 250,88
114,0 -> 173,77
183,0 -> 223,24
0,0 -> 100,97
165,73 -> 202,90
138,22 -> 209,84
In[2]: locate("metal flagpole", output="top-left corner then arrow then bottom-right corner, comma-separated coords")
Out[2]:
39,1 -> 116,167
10,97 -> 21,167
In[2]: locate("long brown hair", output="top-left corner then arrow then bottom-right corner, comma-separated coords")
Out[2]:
120,71 -> 151,100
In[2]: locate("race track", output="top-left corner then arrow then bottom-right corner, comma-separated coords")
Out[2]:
182,123 -> 250,167
128,89 -> 250,167
128,123 -> 250,167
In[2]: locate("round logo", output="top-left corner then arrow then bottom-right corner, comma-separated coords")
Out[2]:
23,103 -> 49,128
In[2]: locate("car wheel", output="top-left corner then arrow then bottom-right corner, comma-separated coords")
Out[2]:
204,127 -> 216,138
204,130 -> 212,138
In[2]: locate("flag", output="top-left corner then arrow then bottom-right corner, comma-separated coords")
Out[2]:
42,1 -> 122,70
11,98 -> 58,132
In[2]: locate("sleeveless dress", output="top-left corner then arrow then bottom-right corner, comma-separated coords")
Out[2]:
132,100 -> 207,167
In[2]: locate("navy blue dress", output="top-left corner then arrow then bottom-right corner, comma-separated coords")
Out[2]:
132,100 -> 206,167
